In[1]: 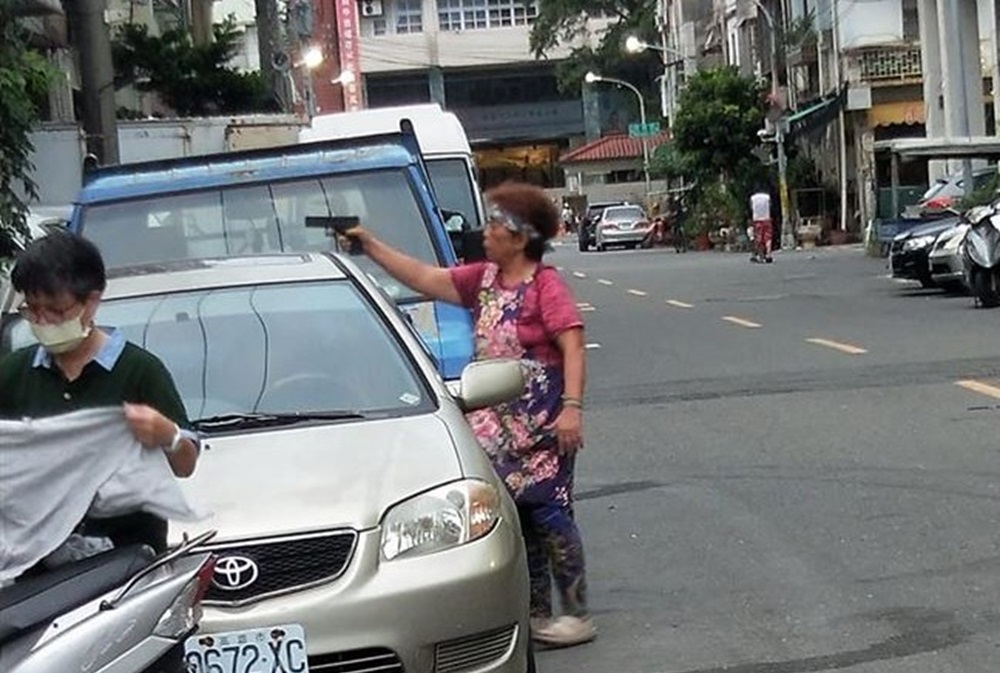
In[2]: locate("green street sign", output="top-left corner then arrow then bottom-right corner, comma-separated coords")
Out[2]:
628,122 -> 661,138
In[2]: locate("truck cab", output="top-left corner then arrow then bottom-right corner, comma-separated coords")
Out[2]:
300,105 -> 484,243
68,131 -> 475,379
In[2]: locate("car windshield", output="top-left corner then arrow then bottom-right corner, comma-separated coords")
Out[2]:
3,281 -> 432,422
604,206 -> 645,221
77,170 -> 438,301
920,179 -> 950,202
425,158 -> 482,228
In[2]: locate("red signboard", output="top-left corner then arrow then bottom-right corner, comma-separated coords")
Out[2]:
335,0 -> 362,110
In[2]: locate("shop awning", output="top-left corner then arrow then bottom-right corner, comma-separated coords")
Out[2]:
867,101 -> 925,127
786,88 -> 847,139
873,136 -> 1000,159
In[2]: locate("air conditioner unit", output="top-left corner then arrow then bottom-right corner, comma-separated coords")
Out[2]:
360,0 -> 384,17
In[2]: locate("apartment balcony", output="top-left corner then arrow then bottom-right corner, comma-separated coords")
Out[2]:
845,44 -> 922,86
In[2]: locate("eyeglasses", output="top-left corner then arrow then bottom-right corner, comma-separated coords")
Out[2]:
17,300 -> 82,324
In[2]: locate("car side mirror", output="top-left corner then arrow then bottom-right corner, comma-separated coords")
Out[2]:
452,359 -> 524,412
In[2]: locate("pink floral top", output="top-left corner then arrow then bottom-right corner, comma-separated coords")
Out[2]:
449,262 -> 583,367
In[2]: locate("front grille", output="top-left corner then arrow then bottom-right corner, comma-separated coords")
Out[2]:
310,648 -> 404,673
203,530 -> 357,605
435,624 -> 517,673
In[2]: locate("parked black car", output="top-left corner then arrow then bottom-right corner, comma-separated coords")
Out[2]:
578,200 -> 628,252
890,217 -> 960,288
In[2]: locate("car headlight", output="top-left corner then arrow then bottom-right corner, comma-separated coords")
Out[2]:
942,232 -> 967,251
380,479 -> 501,561
902,235 -> 935,251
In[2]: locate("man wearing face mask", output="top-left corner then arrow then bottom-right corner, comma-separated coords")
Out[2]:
0,231 -> 198,553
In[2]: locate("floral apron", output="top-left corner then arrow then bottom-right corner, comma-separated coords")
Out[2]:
465,264 -> 573,506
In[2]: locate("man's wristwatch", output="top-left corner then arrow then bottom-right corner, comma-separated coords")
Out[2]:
163,424 -> 184,455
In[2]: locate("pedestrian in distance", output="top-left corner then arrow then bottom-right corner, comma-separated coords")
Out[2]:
339,181 -> 596,649
0,231 -> 199,555
750,186 -> 774,263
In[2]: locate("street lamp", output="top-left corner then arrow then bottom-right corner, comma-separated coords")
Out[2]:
624,35 -> 685,126
584,71 -> 651,197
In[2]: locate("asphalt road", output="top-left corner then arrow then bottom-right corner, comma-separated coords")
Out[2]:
535,242 -> 1000,673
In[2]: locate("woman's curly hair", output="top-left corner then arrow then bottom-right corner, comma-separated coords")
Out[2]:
485,182 -> 561,261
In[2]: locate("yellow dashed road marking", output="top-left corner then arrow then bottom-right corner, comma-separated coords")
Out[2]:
806,338 -> 868,355
666,299 -> 694,309
956,380 -> 1000,400
722,316 -> 762,329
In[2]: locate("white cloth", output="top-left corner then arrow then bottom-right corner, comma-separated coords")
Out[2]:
751,192 -> 772,221
0,407 -> 202,581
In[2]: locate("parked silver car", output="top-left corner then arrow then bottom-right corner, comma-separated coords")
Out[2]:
594,204 -> 650,251
1,252 -> 533,673
928,221 -> 971,291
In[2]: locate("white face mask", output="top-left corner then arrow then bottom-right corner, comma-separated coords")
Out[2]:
30,315 -> 93,355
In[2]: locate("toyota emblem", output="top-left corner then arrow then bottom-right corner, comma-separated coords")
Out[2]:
212,555 -> 259,591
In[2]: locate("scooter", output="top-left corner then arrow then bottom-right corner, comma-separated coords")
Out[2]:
1,530 -> 216,673
961,204 -> 1000,308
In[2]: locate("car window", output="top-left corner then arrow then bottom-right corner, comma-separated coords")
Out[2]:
3,281 -> 432,421
77,170 -> 438,301
921,179 -> 950,201
425,158 -> 482,229
603,206 -> 645,221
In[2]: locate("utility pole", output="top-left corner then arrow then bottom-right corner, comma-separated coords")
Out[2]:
255,0 -> 287,110
68,0 -> 119,165
755,0 -> 794,250
832,0 -> 847,232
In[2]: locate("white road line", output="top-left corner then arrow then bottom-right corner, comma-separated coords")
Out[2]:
721,316 -> 762,329
573,272 -> 587,279
666,299 -> 694,309
555,266 -> 565,271
956,379 -> 1000,400
597,279 -> 614,286
585,343 -> 602,350
806,338 -> 868,355
577,303 -> 596,312
627,289 -> 648,297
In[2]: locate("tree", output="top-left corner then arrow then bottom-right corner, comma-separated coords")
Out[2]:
529,0 -> 660,96
0,8 -> 55,261
112,18 -> 278,117
671,67 -> 765,184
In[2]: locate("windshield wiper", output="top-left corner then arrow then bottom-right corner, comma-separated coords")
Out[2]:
194,410 -> 366,432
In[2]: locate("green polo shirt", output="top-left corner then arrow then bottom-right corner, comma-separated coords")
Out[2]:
0,328 -> 192,553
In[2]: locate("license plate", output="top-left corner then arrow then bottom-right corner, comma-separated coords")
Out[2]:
184,624 -> 309,673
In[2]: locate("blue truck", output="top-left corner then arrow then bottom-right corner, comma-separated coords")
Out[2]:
68,129 -> 478,379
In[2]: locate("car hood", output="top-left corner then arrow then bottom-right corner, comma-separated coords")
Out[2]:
900,217 -> 960,240
169,413 -> 462,544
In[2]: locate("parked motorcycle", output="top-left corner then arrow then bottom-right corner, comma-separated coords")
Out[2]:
1,530 -> 216,673
961,204 -> 1000,308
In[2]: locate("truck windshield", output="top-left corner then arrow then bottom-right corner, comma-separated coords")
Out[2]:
77,169 -> 439,301
425,158 -> 482,229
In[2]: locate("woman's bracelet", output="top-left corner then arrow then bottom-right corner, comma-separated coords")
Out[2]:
562,396 -> 583,409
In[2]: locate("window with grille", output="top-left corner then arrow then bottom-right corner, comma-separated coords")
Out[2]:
396,0 -> 423,33
437,0 -> 537,31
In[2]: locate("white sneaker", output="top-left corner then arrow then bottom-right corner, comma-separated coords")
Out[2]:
532,615 -> 596,648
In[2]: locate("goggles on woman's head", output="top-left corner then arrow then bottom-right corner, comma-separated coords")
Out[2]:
486,201 -> 541,240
